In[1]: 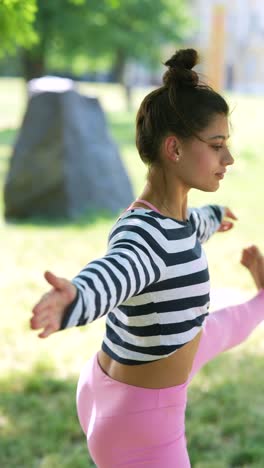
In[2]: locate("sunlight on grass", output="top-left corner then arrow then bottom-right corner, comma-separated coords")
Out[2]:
1,79 -> 264,466
0,78 -> 27,128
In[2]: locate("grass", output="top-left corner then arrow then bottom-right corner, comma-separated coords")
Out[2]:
1,78 -> 264,467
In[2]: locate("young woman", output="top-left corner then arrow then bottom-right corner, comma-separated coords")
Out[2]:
30,49 -> 264,467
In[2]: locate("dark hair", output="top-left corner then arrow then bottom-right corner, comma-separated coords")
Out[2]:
136,48 -> 229,165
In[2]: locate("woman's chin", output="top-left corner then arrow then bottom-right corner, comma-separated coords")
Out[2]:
194,181 -> 220,192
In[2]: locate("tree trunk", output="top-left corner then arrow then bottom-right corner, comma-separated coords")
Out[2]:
111,49 -> 126,84
21,47 -> 46,82
112,49 -> 133,111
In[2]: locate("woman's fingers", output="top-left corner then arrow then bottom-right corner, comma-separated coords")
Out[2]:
240,245 -> 259,265
38,324 -> 59,339
31,310 -> 61,337
218,220 -> 234,232
31,271 -> 77,339
32,292 -> 60,315
224,207 -> 238,220
218,207 -> 238,232
32,295 -> 51,314
44,271 -> 65,290
30,313 -> 49,330
44,271 -> 77,303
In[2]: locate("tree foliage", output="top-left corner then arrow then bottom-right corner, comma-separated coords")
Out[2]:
0,0 -> 38,57
3,0 -> 193,81
87,0 -> 193,81
46,0 -> 192,74
86,0 -> 192,63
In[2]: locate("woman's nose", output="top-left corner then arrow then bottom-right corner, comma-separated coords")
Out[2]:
224,148 -> 234,166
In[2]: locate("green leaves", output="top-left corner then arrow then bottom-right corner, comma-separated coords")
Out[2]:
0,0 -> 38,56
1,0 -> 194,80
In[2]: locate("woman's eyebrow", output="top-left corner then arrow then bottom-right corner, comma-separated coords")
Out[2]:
208,134 -> 230,140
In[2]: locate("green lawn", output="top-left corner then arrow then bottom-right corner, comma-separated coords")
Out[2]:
1,79 -> 264,467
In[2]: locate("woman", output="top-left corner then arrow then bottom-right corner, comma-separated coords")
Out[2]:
30,49 -> 264,467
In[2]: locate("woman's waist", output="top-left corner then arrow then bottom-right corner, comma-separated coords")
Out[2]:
98,329 -> 202,389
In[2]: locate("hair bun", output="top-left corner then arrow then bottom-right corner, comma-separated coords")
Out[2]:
163,48 -> 199,88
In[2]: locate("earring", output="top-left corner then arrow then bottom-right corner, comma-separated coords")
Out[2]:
175,155 -> 180,162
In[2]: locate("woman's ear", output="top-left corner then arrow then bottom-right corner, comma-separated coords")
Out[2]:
164,135 -> 181,162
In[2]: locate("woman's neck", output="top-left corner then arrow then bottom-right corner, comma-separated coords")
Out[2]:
139,170 -> 189,221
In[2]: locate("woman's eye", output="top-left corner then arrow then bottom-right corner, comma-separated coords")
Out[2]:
212,146 -> 222,151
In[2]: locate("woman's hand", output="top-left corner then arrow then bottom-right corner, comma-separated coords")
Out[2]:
217,207 -> 238,232
30,271 -> 77,338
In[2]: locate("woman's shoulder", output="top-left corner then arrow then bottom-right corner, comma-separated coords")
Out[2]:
106,209 -> 166,247
110,209 -> 162,236
108,208 -> 193,246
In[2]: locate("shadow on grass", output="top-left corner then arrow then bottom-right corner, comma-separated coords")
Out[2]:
3,208 -> 118,229
187,351 -> 264,467
0,363 -> 96,468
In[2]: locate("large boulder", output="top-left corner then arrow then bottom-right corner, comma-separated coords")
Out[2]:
4,88 -> 134,219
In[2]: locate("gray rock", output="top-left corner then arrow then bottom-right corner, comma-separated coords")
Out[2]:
4,89 -> 134,219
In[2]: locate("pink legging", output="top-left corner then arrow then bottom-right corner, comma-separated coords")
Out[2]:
76,290 -> 264,467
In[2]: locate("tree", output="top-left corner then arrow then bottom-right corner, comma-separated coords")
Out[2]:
20,0 -> 193,82
92,0 -> 193,84
0,0 -> 37,57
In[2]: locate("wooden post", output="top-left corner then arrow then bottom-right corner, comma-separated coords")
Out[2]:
206,3 -> 226,91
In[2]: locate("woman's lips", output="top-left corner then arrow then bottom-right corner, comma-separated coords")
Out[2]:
215,171 -> 226,179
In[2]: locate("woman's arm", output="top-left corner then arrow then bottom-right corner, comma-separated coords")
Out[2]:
190,205 -> 237,243
30,220 -> 163,338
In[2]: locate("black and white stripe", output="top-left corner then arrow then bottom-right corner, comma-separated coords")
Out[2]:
61,205 -> 224,364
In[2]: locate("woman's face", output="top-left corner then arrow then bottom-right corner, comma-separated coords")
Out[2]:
176,113 -> 234,192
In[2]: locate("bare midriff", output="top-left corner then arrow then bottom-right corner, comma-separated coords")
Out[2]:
98,330 -> 202,389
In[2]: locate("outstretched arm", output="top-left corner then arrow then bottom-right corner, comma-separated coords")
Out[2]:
30,220 -> 162,338
190,205 -> 237,243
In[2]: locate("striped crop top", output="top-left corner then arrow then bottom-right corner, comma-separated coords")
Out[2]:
61,205 -> 224,364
